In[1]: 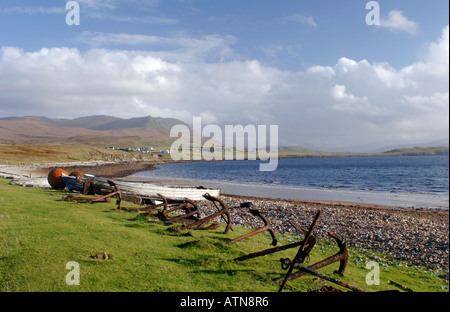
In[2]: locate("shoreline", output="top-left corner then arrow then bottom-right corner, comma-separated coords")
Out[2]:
1,160 -> 448,270
1,159 -> 448,211
123,175 -> 450,211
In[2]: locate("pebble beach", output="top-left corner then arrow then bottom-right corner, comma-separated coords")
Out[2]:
200,195 -> 449,271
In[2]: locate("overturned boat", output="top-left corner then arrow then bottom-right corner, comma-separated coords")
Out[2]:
74,175 -> 220,201
62,174 -> 94,192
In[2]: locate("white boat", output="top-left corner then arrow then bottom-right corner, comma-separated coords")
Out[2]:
87,176 -> 220,201
119,181 -> 220,200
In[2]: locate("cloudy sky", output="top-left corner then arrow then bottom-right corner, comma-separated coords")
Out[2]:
0,0 -> 448,151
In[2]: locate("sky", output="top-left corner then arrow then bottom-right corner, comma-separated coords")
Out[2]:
0,0 -> 448,151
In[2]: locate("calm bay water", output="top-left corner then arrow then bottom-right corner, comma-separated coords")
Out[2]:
135,155 -> 449,195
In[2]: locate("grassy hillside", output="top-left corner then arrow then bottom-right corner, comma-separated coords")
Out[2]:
0,178 -> 447,292
0,115 -> 182,146
0,144 -> 173,165
381,146 -> 449,156
61,135 -> 174,150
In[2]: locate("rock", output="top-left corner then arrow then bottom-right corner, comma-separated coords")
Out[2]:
92,252 -> 109,260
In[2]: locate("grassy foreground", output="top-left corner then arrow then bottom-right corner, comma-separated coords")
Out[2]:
0,178 -> 447,292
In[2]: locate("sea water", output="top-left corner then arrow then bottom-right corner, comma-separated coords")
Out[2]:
133,155 -> 449,209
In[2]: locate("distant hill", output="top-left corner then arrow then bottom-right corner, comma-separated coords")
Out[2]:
87,116 -> 183,134
0,115 -> 188,147
47,115 -> 122,129
277,145 -> 333,157
1,115 -> 448,158
381,146 -> 449,156
363,139 -> 449,153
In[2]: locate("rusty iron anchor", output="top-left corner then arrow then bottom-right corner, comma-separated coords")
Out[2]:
279,258 -> 365,292
286,231 -> 348,282
233,219 -> 316,262
278,210 -> 321,292
62,180 -> 121,205
96,180 -> 122,205
157,198 -> 201,223
180,193 -> 232,234
228,209 -> 277,246
62,194 -> 111,203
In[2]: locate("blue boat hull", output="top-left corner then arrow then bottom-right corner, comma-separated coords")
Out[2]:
62,175 -> 84,191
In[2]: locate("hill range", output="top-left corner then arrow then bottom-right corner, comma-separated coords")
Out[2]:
0,115 -> 448,157
0,115 -> 185,148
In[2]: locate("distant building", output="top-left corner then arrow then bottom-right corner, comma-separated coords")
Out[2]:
105,146 -> 157,154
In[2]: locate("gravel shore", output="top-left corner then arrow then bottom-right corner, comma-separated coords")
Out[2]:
199,195 -> 449,271
1,160 -> 448,272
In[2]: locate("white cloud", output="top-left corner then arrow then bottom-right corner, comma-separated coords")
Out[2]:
0,1 -> 171,24
0,26 -> 448,151
427,26 -> 449,64
379,10 -> 419,35
76,0 -> 172,24
283,14 -> 317,28
85,11 -> 177,24
75,32 -> 237,62
0,6 -> 65,15
77,0 -> 116,10
76,32 -> 173,46
330,84 -> 375,115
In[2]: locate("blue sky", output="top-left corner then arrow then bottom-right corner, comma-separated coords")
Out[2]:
1,0 -> 448,69
0,1 -> 448,151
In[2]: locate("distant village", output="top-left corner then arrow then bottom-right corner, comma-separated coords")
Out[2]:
105,146 -> 170,158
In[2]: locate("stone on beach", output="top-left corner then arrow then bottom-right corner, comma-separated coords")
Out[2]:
199,195 -> 449,272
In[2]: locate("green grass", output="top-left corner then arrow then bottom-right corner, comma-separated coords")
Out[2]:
0,178 -> 447,292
